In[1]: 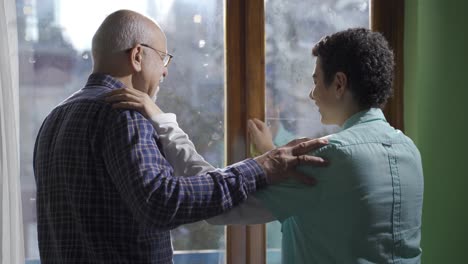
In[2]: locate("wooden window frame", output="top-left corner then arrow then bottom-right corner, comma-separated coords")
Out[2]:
225,0 -> 404,263
225,0 -> 266,263
371,0 -> 405,131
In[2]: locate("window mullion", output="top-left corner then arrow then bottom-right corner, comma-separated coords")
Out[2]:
225,0 -> 266,263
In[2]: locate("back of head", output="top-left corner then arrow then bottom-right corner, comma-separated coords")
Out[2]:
312,28 -> 394,109
91,10 -> 154,66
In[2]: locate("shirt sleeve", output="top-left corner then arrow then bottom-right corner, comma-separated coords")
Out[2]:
102,109 -> 268,230
206,195 -> 275,225
149,113 -> 216,175
253,143 -> 348,222
149,113 -> 275,225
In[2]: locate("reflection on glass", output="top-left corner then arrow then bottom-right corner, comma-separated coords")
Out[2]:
17,0 -> 225,263
264,0 -> 369,262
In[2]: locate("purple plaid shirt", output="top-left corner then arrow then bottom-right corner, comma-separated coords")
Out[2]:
33,74 -> 267,264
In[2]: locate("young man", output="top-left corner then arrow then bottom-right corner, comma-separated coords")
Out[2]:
108,28 -> 424,263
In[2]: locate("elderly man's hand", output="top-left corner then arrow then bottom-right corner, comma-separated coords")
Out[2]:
253,137 -> 329,185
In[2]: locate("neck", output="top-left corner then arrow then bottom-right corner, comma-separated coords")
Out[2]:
92,54 -> 130,78
92,65 -> 134,89
114,75 -> 133,89
337,101 -> 363,127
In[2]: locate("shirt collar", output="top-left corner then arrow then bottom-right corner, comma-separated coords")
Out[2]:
85,73 -> 126,90
342,108 -> 387,130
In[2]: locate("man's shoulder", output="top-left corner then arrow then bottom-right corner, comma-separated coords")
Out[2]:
308,123 -> 392,158
329,121 -> 410,147
42,98 -> 151,136
59,98 -> 147,121
101,107 -> 159,140
45,98 -> 113,125
309,140 -> 349,160
322,123 -> 420,164
109,108 -> 153,129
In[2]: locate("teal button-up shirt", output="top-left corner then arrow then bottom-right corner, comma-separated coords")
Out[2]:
255,108 -> 424,263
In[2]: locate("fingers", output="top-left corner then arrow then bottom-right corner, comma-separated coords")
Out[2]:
291,138 -> 329,156
248,120 -> 263,143
105,93 -> 141,103
288,171 -> 317,186
284,137 -> 314,147
247,119 -> 261,136
296,155 -> 328,167
111,102 -> 142,110
105,88 -> 161,118
106,87 -> 142,97
251,118 -> 268,131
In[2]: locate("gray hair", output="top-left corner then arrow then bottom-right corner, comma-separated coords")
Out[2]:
91,10 -> 154,60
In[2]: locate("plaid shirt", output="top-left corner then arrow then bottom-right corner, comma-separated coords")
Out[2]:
33,74 -> 267,264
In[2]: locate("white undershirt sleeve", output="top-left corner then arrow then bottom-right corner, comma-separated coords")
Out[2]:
149,113 -> 275,225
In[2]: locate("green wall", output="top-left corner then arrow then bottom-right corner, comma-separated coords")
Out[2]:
405,0 -> 468,262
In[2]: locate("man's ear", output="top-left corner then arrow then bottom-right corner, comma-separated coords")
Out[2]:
129,46 -> 143,72
333,72 -> 348,99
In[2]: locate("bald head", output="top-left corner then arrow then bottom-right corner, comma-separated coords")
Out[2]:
91,10 -> 165,68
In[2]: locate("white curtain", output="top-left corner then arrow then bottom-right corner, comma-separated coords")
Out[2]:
0,0 -> 25,263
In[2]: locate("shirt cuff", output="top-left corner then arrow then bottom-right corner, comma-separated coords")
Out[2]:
150,113 -> 177,125
229,158 -> 268,192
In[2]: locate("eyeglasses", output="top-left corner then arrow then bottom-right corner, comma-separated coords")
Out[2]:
138,43 -> 173,67
140,44 -> 173,67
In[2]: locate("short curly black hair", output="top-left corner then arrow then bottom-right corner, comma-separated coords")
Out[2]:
312,28 -> 394,108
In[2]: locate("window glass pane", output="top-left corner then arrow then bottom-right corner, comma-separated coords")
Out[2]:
16,0 -> 225,263
264,0 -> 369,262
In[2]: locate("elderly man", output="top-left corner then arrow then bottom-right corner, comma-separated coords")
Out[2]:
33,9 -> 327,264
